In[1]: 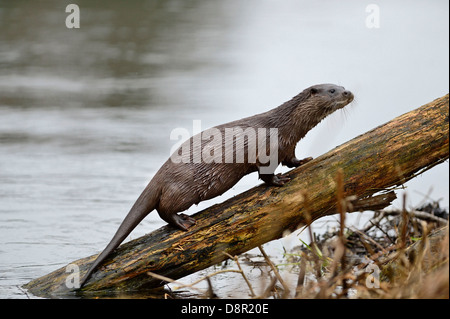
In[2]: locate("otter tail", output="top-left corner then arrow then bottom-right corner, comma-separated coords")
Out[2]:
79,181 -> 160,288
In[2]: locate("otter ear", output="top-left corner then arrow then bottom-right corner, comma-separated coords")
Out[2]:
310,87 -> 319,95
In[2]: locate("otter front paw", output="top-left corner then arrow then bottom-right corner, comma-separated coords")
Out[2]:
260,173 -> 291,186
283,157 -> 313,168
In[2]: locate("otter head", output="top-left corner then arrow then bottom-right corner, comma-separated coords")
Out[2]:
307,84 -> 354,117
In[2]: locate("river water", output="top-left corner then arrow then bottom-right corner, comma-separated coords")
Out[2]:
0,0 -> 448,298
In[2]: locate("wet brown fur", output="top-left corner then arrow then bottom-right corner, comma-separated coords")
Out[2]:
80,83 -> 354,287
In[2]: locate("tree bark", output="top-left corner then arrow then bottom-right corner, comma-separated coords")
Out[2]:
24,94 -> 449,297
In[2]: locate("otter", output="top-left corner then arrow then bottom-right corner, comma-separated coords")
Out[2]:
80,83 -> 354,287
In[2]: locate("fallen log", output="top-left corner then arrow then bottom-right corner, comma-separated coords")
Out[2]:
24,94 -> 449,297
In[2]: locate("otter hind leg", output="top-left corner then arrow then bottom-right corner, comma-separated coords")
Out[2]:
157,210 -> 196,231
173,213 -> 196,230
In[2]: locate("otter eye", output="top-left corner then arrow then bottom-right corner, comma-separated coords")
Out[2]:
329,89 -> 335,94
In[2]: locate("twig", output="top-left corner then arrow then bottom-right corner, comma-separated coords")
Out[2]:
301,190 -> 322,279
258,245 -> 291,296
148,269 -> 244,294
350,226 -> 388,254
205,277 -> 217,299
181,269 -> 244,289
383,209 -> 448,226
223,252 -> 255,297
147,271 -> 203,293
295,252 -> 307,298
335,168 -> 348,296
258,276 -> 277,299
400,193 -> 409,249
372,220 -> 396,245
150,252 -> 257,298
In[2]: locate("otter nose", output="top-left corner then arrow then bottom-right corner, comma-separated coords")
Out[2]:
342,90 -> 354,102
343,90 -> 353,99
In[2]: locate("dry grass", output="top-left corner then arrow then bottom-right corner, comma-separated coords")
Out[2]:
292,215 -> 448,299
279,189 -> 448,299
150,173 -> 449,299
157,199 -> 448,299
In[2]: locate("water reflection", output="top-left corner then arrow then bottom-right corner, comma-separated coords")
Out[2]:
0,0 -> 240,110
